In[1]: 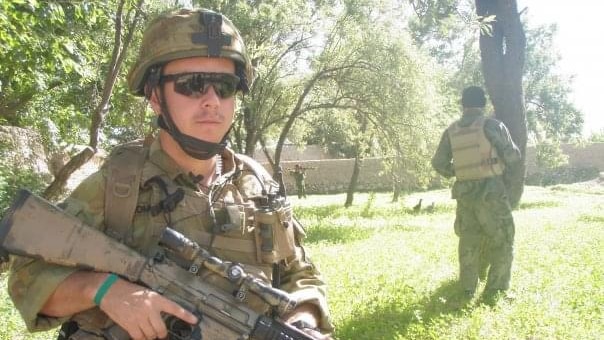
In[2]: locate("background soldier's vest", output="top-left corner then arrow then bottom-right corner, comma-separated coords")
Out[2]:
448,116 -> 504,181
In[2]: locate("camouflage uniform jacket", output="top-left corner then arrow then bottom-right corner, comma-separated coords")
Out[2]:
431,108 -> 521,201
8,137 -> 333,334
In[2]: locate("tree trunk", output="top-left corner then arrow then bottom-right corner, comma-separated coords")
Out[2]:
42,147 -> 95,200
476,0 -> 527,208
345,154 -> 362,208
89,0 -> 144,149
259,136 -> 275,170
345,115 -> 369,207
242,107 -> 258,156
392,180 -> 401,202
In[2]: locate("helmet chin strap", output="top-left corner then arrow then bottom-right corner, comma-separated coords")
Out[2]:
157,116 -> 229,160
155,86 -> 229,160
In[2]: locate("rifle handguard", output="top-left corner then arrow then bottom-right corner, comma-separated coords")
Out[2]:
159,227 -> 297,315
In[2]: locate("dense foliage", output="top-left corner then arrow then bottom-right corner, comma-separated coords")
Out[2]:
0,0 -> 587,197
0,139 -> 48,216
1,1 -> 113,145
524,24 -> 583,143
0,163 -> 47,215
588,129 -> 604,142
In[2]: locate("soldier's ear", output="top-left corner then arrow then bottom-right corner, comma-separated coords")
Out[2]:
148,87 -> 162,116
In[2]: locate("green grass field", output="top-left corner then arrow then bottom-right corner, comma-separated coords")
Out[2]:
1,184 -> 603,340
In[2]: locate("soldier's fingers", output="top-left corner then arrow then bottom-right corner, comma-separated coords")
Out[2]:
126,325 -> 145,340
160,299 -> 198,325
149,312 -> 169,339
138,320 -> 158,340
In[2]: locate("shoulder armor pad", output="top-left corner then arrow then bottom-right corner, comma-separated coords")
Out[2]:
103,139 -> 148,242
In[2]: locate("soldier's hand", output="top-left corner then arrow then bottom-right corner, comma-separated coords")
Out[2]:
99,277 -> 198,340
301,327 -> 334,340
285,303 -> 333,340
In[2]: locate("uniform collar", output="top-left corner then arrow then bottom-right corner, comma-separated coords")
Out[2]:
147,136 -> 240,187
459,107 -> 485,126
462,107 -> 484,117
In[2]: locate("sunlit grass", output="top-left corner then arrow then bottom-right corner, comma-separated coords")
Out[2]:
298,185 -> 603,340
1,185 -> 602,339
1,273 -> 58,340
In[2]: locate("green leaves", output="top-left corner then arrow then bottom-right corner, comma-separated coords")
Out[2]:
1,1 -> 108,126
523,24 -> 583,142
0,0 -> 158,150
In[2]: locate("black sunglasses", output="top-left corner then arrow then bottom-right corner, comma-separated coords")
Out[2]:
159,72 -> 240,99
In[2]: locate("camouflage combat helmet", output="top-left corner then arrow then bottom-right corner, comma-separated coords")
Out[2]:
127,8 -> 253,96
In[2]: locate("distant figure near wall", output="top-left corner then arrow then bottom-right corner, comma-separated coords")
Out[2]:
288,163 -> 316,198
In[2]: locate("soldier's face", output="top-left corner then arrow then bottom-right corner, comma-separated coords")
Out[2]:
151,57 -> 236,143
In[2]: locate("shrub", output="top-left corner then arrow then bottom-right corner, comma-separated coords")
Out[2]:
525,166 -> 599,186
0,142 -> 48,218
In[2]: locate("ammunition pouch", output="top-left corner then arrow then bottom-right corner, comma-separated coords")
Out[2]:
254,203 -> 296,265
62,330 -> 103,340
57,308 -> 116,340
57,321 -> 79,340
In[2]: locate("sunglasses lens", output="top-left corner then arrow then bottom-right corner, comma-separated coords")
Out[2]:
171,73 -> 239,99
213,80 -> 237,98
210,80 -> 237,98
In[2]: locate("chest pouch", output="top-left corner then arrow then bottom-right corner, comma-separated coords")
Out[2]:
212,203 -> 245,234
141,175 -> 185,217
253,199 -> 296,264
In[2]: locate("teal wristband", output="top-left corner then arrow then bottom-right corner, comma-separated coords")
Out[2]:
94,273 -> 119,306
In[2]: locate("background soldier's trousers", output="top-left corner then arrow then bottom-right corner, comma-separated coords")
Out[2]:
454,193 -> 515,293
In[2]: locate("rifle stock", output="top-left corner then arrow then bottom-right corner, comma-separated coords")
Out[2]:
0,190 -> 316,340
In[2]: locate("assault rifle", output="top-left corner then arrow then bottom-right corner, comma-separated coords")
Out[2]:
0,189 -> 318,340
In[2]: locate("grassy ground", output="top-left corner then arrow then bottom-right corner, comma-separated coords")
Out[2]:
1,184 -> 603,339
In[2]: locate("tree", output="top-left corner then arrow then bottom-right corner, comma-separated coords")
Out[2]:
406,0 -> 531,206
588,129 -> 604,143
475,0 -> 526,208
42,0 -> 147,200
303,2 -> 446,205
0,1 -> 110,127
202,0 -> 325,158
410,1 -> 583,145
523,24 -> 582,143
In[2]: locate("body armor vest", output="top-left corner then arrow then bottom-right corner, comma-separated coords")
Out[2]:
102,140 -> 299,307
448,116 -> 504,181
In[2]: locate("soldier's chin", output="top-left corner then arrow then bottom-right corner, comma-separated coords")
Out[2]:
188,131 -> 223,143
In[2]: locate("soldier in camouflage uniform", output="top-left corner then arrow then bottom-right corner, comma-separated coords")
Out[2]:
8,8 -> 333,340
431,86 -> 521,297
289,164 -> 308,199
